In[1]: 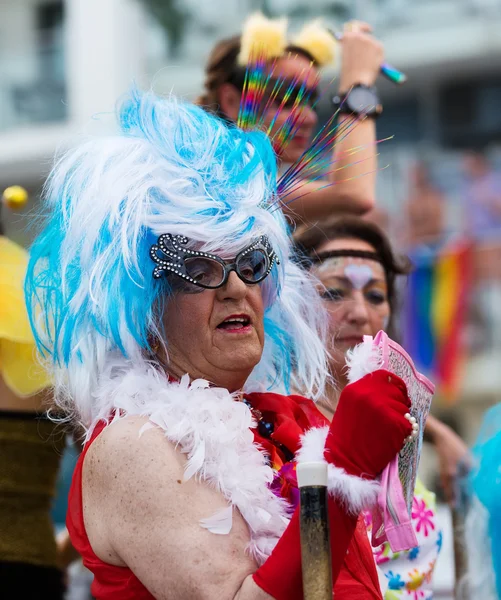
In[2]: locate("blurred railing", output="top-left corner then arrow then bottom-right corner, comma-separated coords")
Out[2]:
0,39 -> 67,132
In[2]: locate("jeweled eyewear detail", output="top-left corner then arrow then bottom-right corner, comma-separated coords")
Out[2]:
150,234 -> 279,289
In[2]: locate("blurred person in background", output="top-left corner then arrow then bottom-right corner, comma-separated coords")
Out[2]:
197,14 -> 386,224
404,162 -> 445,249
296,216 -> 469,598
364,206 -> 391,234
462,150 -> 501,350
463,150 -> 501,241
0,187 -> 71,598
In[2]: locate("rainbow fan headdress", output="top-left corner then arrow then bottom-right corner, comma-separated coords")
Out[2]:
236,40 -> 387,214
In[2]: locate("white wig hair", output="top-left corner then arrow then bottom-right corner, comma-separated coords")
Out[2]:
25,88 -> 329,428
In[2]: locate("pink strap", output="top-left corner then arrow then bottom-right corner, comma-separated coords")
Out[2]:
371,456 -> 417,552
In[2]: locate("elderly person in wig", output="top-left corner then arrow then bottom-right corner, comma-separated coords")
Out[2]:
296,216 -> 470,599
198,13 -> 385,223
25,89 -> 415,600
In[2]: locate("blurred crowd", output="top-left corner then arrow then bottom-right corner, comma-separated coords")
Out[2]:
384,150 -> 501,356
1,5 -> 501,600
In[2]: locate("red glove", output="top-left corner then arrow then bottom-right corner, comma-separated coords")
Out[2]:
254,499 -> 361,600
253,370 -> 412,600
325,369 -> 412,479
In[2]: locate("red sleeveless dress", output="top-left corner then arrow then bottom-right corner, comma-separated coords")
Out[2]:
67,393 -> 382,599
67,420 -> 154,599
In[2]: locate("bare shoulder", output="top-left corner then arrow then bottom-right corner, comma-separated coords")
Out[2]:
84,415 -> 185,492
82,416 -> 186,565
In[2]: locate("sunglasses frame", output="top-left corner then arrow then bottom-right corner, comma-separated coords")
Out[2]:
150,233 -> 279,289
265,76 -> 319,110
229,68 -> 319,111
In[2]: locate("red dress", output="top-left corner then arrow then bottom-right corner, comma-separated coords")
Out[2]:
67,420 -> 153,600
67,393 -> 382,599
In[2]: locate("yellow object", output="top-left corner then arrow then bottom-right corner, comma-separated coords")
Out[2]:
0,414 -> 65,566
0,236 -> 50,396
238,12 -> 288,65
293,20 -> 337,67
414,477 -> 437,509
238,13 -> 336,68
2,185 -> 28,209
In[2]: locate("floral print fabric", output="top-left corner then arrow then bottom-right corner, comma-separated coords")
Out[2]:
364,478 -> 442,599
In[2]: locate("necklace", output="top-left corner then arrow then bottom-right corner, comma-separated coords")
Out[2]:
243,397 -> 296,463
243,398 -> 274,438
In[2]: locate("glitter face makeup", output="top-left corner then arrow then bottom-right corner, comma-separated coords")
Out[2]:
315,255 -> 387,297
312,251 -> 391,377
343,264 -> 376,290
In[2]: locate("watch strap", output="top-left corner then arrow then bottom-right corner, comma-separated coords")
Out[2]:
333,84 -> 382,119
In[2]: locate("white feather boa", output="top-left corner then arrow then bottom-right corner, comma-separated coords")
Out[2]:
345,337 -> 383,384
91,359 -> 290,564
90,359 -> 379,564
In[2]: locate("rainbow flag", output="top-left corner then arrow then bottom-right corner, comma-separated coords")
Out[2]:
402,240 -> 472,402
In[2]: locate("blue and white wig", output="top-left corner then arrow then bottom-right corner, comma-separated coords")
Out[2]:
25,89 -> 329,428
464,404 -> 501,599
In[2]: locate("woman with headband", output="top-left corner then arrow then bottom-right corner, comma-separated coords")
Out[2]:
25,89 -> 414,599
296,216 -> 469,599
198,14 -> 385,223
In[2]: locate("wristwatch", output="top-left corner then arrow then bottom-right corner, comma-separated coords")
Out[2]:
332,84 -> 383,119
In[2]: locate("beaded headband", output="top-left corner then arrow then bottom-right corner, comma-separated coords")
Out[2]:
309,249 -> 384,265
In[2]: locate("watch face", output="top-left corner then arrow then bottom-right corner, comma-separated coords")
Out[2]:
348,87 -> 379,114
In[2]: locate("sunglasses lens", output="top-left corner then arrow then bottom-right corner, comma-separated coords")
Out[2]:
269,82 -> 318,110
184,257 -> 225,288
308,89 -> 319,108
237,249 -> 269,283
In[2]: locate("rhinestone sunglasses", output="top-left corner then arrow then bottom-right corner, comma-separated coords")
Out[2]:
150,234 -> 279,289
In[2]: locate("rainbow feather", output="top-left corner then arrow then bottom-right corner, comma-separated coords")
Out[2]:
237,49 -> 270,131
238,52 -> 392,212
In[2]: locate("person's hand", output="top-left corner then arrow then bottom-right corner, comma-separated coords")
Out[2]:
338,21 -> 384,93
56,528 -> 80,571
426,415 -> 470,506
324,370 -> 413,479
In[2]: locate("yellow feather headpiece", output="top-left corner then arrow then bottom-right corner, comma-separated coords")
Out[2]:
237,13 -> 336,68
293,20 -> 337,67
238,13 -> 288,65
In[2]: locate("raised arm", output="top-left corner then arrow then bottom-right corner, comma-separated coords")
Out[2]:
425,414 -> 469,505
284,22 -> 384,223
